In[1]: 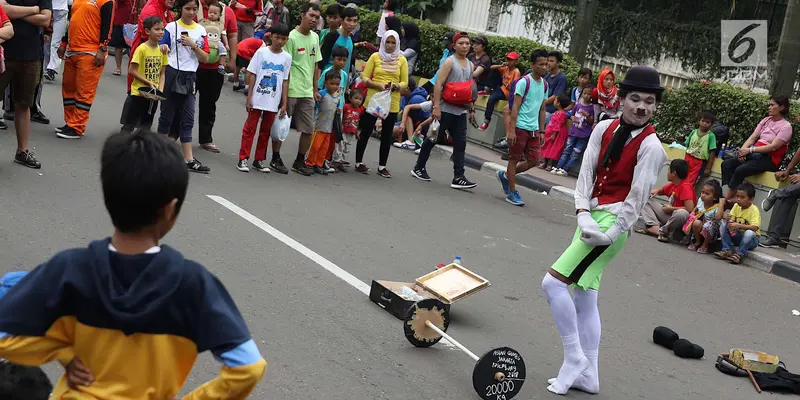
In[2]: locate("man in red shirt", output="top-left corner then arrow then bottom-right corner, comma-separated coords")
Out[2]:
229,0 -> 262,42
110,0 -> 137,76
637,158 -> 694,241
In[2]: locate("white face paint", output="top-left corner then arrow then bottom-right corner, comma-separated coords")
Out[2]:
621,91 -> 658,126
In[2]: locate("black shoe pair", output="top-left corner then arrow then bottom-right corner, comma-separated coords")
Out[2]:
653,326 -> 704,359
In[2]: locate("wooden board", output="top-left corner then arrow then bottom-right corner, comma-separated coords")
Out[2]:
415,264 -> 490,304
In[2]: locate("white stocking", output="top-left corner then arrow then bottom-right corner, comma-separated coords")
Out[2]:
541,274 -> 589,395
573,287 -> 600,393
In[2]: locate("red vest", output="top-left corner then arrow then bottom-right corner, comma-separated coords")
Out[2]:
592,120 -> 656,205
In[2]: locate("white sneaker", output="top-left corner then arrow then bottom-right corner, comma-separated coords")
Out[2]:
237,159 -> 249,172
414,148 -> 421,155
555,168 -> 568,176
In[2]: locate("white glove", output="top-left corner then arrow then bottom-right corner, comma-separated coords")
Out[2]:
580,228 -> 613,247
576,211 -> 600,232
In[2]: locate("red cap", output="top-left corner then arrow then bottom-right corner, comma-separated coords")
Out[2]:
506,51 -> 519,60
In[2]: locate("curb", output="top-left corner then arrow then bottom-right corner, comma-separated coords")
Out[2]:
429,144 -> 800,286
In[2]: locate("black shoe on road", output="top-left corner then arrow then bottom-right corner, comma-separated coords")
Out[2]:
55,124 -> 68,133
377,168 -> 391,178
451,176 -> 477,190
759,237 -> 784,248
237,159 -> 250,172
44,69 -> 56,81
313,166 -> 328,175
270,158 -> 289,174
252,160 -> 270,172
187,158 -> 210,174
355,164 -> 370,174
31,111 -> 50,125
14,150 -> 41,169
411,168 -> 431,181
292,161 -> 313,176
56,126 -> 81,139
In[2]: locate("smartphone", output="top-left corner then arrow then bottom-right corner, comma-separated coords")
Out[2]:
180,31 -> 189,37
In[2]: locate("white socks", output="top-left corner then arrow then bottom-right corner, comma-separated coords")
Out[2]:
541,274 -> 590,395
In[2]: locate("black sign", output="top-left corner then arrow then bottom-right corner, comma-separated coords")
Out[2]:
472,347 -> 526,400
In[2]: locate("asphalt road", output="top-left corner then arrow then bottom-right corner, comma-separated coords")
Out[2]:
1,65 -> 798,399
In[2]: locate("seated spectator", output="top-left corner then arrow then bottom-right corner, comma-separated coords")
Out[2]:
478,51 -> 520,130
715,182 -> 761,264
467,35 -> 491,92
721,95 -> 793,202
393,78 -> 428,150
685,179 -> 724,254
760,150 -> 800,248
636,159 -> 694,242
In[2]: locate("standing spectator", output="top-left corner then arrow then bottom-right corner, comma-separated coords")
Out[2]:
44,0 -> 69,81
284,2 -> 321,176
399,21 -> 419,77
720,95 -> 793,202
237,23 -> 291,174
306,70 -> 341,175
0,0 -> 52,168
495,49 -> 549,205
544,50 -> 566,126
420,31 -> 454,95
592,68 -> 620,121
110,0 -> 136,76
412,32 -> 477,189
318,3 -> 340,44
127,0 -> 176,92
196,0 -> 238,153
257,0 -> 290,31
683,110 -> 718,188
156,0 -> 211,173
318,5 -> 356,75
477,52 -> 519,131
230,0 -> 262,43
119,15 -> 168,134
55,0 -> 114,139
4,14 -> 51,127
468,35 -> 491,92
375,0 -> 395,39
355,29 -> 407,177
551,86 -> 594,175
761,150 -> 800,248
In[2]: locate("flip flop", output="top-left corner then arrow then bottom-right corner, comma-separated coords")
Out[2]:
727,254 -> 742,264
657,234 -> 670,243
112,70 -> 121,76
634,227 -> 649,235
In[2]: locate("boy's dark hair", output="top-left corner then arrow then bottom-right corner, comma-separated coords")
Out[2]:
557,94 -> 571,108
101,131 -> 188,233
704,179 -> 723,200
340,6 -> 358,19
206,2 -> 222,12
548,50 -> 563,63
143,15 -> 163,30
325,3 -> 341,16
583,83 -> 596,91
268,23 -> 290,37
698,110 -> 716,122
324,69 -> 341,82
669,158 -> 689,180
331,45 -> 349,59
578,67 -> 592,78
737,182 -> 756,198
385,0 -> 397,10
530,49 -> 549,62
407,76 -> 417,90
0,362 -> 53,400
300,2 -> 321,14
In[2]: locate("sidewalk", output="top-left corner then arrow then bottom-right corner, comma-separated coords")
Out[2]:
429,141 -> 800,285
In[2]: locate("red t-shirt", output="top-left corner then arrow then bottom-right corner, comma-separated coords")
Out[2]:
197,4 -> 238,69
662,181 -> 694,207
233,0 -> 261,23
113,0 -> 134,26
236,37 -> 264,60
342,104 -> 364,134
0,6 -> 7,64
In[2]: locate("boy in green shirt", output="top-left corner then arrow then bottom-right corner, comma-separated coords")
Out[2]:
684,110 -> 717,188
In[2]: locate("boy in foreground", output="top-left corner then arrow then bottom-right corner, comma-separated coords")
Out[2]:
0,131 -> 267,399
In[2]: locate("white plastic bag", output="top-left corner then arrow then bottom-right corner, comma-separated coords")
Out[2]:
366,90 -> 391,120
123,23 -> 138,48
271,115 -> 291,141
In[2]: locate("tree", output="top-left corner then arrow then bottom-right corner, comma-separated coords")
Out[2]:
770,0 -> 800,97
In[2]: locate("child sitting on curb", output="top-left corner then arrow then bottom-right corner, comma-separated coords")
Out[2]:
685,179 -> 724,254
715,182 -> 762,264
636,159 -> 694,242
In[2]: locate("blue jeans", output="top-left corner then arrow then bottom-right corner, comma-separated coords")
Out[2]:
556,136 -> 589,171
720,221 -> 759,256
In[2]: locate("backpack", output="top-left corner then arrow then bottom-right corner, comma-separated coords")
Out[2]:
508,74 -> 548,109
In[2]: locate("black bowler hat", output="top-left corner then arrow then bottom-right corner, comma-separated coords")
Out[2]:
619,66 -> 664,94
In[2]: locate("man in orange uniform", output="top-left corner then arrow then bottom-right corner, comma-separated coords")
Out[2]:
55,0 -> 115,139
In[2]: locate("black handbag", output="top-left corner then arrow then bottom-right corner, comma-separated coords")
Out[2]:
170,22 -> 194,96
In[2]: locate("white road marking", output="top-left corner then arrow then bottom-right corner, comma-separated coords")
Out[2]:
207,195 -> 457,348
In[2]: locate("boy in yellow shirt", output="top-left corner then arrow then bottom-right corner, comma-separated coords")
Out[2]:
715,182 -> 761,264
120,16 -> 169,134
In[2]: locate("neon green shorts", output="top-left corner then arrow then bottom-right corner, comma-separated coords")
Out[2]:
551,209 -> 629,291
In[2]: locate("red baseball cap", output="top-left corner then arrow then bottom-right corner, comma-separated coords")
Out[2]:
506,52 -> 520,60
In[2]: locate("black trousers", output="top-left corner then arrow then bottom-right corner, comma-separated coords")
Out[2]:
356,112 -> 397,166
415,111 -> 468,178
765,182 -> 800,240
721,154 -> 778,191
196,68 -> 224,145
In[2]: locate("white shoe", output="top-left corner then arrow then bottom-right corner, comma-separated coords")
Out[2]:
414,148 -> 421,155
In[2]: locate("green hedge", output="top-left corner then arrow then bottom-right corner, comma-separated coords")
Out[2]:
654,82 -> 800,167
